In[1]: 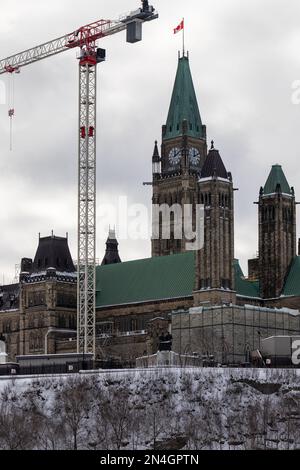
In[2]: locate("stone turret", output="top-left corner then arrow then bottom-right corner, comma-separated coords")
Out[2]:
101,229 -> 121,265
194,142 -> 236,306
258,164 -> 296,298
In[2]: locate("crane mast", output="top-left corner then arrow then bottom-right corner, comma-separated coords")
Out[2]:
77,51 -> 98,357
0,1 -> 158,358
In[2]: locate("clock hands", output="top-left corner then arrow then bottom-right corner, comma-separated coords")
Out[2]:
168,146 -> 201,168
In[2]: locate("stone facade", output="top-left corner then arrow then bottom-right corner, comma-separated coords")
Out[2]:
0,273 -> 77,362
258,180 -> 296,299
194,162 -> 235,301
0,235 -> 77,362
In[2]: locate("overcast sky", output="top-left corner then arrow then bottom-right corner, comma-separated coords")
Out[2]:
1,0 -> 300,282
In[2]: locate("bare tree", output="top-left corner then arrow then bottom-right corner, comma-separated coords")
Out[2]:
129,407 -> 143,450
98,386 -> 133,450
0,384 -> 35,450
146,407 -> 164,450
52,376 -> 92,450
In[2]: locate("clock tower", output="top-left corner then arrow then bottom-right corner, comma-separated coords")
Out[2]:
152,53 -> 207,257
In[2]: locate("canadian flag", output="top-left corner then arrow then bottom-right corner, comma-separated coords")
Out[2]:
173,19 -> 184,34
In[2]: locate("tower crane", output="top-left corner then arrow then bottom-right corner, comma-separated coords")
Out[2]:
0,1 -> 158,358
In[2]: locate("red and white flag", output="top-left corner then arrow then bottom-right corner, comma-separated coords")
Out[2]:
173,19 -> 184,34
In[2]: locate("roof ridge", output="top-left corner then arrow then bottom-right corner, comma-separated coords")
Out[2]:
97,250 -> 194,270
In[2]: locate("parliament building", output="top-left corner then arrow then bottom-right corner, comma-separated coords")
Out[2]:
1,53 -> 300,365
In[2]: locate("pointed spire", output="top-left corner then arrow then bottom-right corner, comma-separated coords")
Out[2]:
152,140 -> 160,162
164,54 -> 205,141
101,229 -> 121,266
263,164 -> 292,195
200,145 -> 229,179
152,140 -> 161,176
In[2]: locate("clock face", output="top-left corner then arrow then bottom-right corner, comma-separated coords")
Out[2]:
168,147 -> 181,166
189,147 -> 200,166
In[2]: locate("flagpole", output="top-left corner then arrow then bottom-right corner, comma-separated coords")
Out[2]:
182,18 -> 185,57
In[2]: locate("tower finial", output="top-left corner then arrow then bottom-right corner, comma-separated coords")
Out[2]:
109,227 -> 116,239
211,140 -> 214,150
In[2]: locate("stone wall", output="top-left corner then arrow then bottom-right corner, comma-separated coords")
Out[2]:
0,278 -> 77,361
194,289 -> 236,306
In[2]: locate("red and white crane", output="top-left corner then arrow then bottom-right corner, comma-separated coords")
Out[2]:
0,1 -> 158,357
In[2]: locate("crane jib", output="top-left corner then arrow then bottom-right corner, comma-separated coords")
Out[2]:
0,7 -> 158,75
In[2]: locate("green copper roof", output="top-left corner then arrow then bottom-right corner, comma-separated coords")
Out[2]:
263,164 -> 292,195
96,251 -> 195,308
164,56 -> 204,141
95,253 -> 265,308
234,259 -> 260,298
283,256 -> 300,296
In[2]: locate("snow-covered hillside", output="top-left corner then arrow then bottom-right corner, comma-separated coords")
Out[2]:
0,367 -> 300,450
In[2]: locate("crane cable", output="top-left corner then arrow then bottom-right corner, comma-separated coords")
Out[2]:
8,72 -> 15,152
